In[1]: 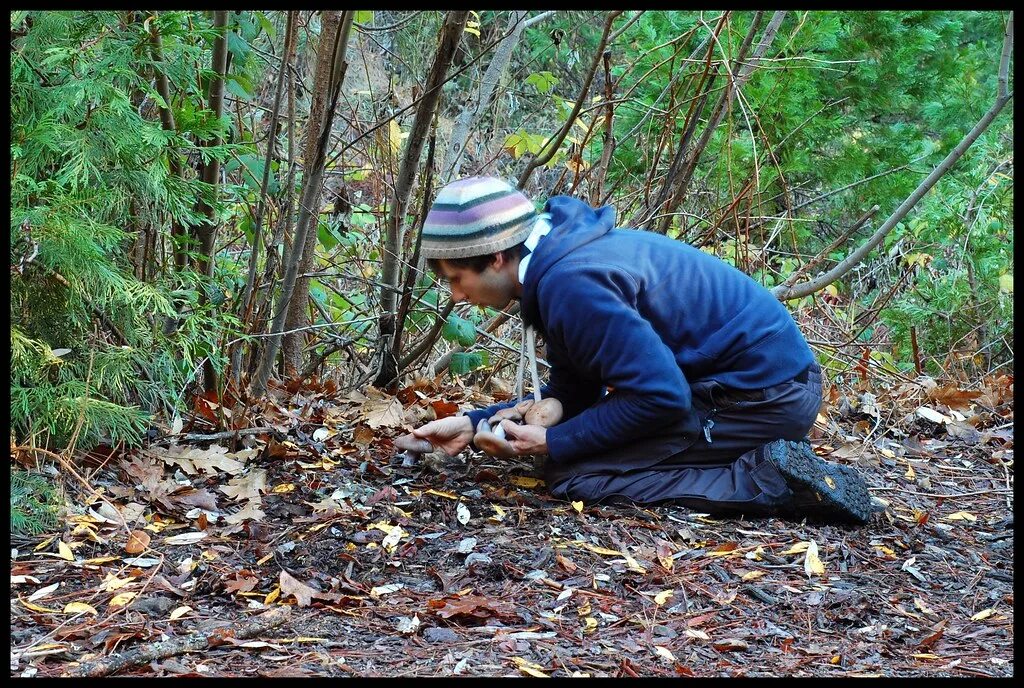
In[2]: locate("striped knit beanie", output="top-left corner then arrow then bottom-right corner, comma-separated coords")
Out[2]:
420,176 -> 538,259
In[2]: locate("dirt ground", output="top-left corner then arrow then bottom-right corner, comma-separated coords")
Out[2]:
10,376 -> 1014,677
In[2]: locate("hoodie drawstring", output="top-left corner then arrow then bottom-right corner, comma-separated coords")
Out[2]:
515,322 -> 542,404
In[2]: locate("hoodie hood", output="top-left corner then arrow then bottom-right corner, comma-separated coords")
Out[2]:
520,196 -> 616,329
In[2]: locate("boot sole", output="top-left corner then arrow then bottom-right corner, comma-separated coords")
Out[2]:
767,440 -> 875,524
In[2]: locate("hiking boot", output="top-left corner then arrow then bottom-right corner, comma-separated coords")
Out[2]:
762,439 -> 876,525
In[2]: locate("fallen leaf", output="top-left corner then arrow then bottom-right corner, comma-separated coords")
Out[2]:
169,605 -> 192,620
654,645 -> 677,662
57,541 -> 75,561
220,469 -> 268,501
370,583 -> 405,599
943,511 -> 977,522
685,628 -> 711,641
223,500 -> 266,525
804,540 -> 825,577
19,596 -> 61,613
782,542 -> 810,555
654,590 -> 674,606
971,608 -> 995,621
27,582 -> 60,602
512,657 -> 549,677
456,502 -> 471,525
571,501 -> 584,513
64,602 -> 98,616
713,638 -> 749,652
164,532 -> 207,546
509,475 -> 544,489
109,592 -> 137,608
280,569 -> 319,607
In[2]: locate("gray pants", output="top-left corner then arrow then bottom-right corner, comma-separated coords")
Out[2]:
546,363 -> 822,515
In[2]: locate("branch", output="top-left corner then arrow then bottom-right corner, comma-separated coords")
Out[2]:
67,607 -> 291,677
517,11 -> 622,190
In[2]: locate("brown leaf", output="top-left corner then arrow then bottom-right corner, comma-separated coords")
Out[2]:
918,619 -> 947,649
224,574 -> 259,595
429,400 -> 459,419
927,385 -> 982,411
125,530 -> 151,554
279,569 -> 318,607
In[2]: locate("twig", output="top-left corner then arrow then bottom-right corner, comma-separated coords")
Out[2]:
65,606 -> 292,677
156,426 -> 282,444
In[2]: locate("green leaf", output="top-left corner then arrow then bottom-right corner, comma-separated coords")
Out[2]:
354,11 -> 374,24
525,71 -> 559,94
442,314 -> 476,346
450,351 -> 489,376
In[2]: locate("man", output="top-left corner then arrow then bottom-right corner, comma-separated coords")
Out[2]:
411,176 -> 878,524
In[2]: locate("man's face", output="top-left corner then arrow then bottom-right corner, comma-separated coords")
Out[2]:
436,259 -> 515,309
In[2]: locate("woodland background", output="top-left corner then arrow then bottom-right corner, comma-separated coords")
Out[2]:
8,10 -> 1014,678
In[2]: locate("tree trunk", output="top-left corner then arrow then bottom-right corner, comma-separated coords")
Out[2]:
372,10 -> 470,391
193,10 -> 229,278
248,11 -> 354,399
281,10 -> 354,377
192,10 -> 229,394
439,10 -> 529,182
230,10 -> 297,389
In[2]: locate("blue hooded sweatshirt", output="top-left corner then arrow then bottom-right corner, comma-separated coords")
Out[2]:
466,196 -> 814,467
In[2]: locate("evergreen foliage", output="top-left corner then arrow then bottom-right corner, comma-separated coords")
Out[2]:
10,469 -> 62,536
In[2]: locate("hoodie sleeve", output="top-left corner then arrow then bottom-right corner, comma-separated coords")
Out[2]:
540,265 -> 695,464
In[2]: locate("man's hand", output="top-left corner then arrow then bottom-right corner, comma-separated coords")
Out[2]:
500,420 -> 548,455
412,415 -> 474,456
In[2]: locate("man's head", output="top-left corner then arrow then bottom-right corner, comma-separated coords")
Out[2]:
420,176 -> 537,308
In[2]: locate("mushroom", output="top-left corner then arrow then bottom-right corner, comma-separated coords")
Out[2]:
473,418 -> 516,459
394,433 -> 434,467
475,397 -> 564,458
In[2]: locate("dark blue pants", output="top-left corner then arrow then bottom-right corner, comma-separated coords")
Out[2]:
545,362 -> 822,515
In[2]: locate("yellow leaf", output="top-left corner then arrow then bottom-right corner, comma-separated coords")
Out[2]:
741,571 -> 765,582
571,500 -> 584,513
387,120 -> 406,156
912,653 -> 941,660
264,585 -> 281,605
464,24 -> 480,37
914,597 -> 937,616
64,602 -> 99,616
944,511 -> 977,522
583,616 -> 598,634
57,541 -> 75,561
272,483 -> 296,493
34,535 -> 57,551
169,605 -> 192,620
81,556 -> 120,565
19,596 -> 61,614
491,504 -> 506,522
971,608 -> 995,621
109,592 -> 137,608
654,645 -> 676,662
782,542 -> 810,555
654,589 -> 674,605
424,489 -> 459,500
101,574 -> 137,592
513,657 -> 549,677
575,541 -> 622,557
998,273 -> 1013,293
804,540 -> 825,577
904,462 -> 916,479
621,551 -> 646,573
509,475 -> 544,489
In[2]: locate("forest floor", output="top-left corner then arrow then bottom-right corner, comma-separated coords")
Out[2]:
10,372 -> 1014,678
